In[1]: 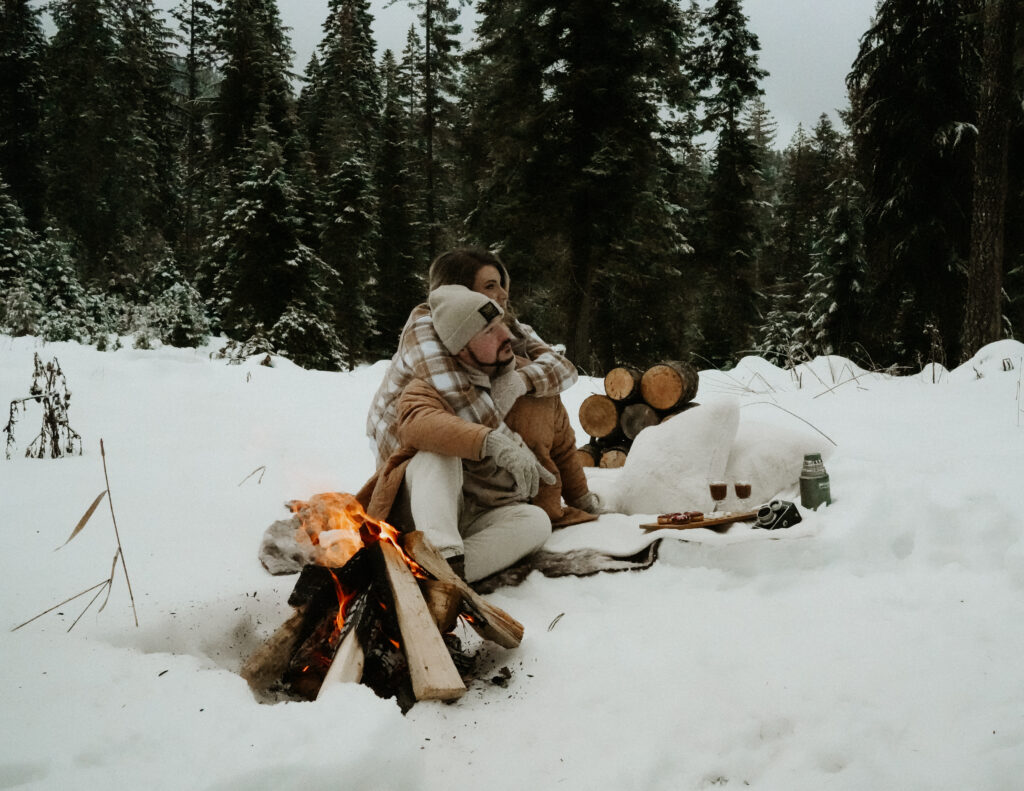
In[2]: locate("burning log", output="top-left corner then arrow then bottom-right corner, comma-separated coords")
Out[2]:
404,531 -> 524,649
420,578 -> 462,633
240,608 -> 307,691
242,494 -> 525,708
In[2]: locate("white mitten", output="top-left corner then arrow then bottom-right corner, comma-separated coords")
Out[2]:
483,429 -> 556,498
489,370 -> 528,417
572,491 -> 605,515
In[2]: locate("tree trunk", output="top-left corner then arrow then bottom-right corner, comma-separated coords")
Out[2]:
962,0 -> 1017,357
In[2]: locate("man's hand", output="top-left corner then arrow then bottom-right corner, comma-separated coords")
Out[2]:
483,430 -> 556,499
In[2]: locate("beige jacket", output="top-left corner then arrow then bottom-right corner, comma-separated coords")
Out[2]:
356,375 -> 596,530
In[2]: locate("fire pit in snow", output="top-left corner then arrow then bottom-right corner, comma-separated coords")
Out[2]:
241,493 -> 523,711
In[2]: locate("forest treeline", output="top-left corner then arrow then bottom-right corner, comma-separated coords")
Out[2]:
1,0 -> 1021,373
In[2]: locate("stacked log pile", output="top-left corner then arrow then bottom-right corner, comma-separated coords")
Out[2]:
576,361 -> 699,469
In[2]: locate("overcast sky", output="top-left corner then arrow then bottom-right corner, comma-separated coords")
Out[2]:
274,0 -> 879,147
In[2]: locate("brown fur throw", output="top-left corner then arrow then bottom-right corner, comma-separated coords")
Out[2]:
259,518 -> 662,592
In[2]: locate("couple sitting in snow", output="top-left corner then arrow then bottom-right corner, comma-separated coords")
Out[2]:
358,248 -> 603,583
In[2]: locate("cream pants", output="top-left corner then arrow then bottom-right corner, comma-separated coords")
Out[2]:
396,451 -> 551,582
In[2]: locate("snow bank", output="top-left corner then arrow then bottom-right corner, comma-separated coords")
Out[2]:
2,334 -> 1023,790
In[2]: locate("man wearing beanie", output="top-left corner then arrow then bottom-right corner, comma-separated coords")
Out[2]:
356,285 -> 560,583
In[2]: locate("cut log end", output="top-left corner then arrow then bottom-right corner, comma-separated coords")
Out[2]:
640,361 -> 699,411
578,393 -> 620,439
599,447 -> 629,469
574,443 -> 600,468
604,366 -> 642,402
620,402 -> 660,440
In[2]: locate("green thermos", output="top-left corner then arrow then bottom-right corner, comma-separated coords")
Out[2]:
799,453 -> 832,510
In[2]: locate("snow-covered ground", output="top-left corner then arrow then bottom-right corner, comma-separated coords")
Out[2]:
1,334 -> 1023,790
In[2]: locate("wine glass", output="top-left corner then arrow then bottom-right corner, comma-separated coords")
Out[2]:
734,480 -> 752,513
709,480 -> 727,514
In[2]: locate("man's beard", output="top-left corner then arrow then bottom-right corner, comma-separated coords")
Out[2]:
465,341 -> 513,370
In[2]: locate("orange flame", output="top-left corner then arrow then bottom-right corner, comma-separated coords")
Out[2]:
287,491 -> 427,625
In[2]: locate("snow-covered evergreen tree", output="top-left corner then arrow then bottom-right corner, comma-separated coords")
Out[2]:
320,155 -> 378,368
209,119 -> 343,369
300,0 -> 382,367
211,0 -> 295,164
169,0 -> 219,277
693,0 -> 768,367
800,149 -> 867,358
35,231 -> 90,343
0,0 -> 48,231
847,0 -> 978,364
44,0 -> 180,283
463,0 -> 698,370
0,181 -> 42,335
373,49 -> 423,357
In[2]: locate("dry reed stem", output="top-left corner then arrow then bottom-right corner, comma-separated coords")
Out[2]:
10,580 -> 109,632
57,491 -> 107,549
741,401 -> 838,447
101,439 -> 138,627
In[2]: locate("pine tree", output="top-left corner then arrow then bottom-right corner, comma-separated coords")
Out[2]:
743,99 -> 782,291
847,0 -> 979,365
169,0 -> 219,276
0,179 -> 42,335
962,0 -> 1019,355
464,0 -> 698,370
373,49 -> 423,357
397,25 -> 429,259
44,0 -> 179,284
693,0 -> 768,367
300,0 -> 382,366
320,155 -> 378,368
209,118 -> 343,370
0,0 -> 48,231
301,0 -> 380,174
211,0 -> 296,164
800,147 -> 867,359
410,0 -> 467,257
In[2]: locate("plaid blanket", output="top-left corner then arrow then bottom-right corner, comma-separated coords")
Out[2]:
366,303 -> 578,466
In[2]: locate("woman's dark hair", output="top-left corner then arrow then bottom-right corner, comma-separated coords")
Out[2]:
427,247 -> 509,293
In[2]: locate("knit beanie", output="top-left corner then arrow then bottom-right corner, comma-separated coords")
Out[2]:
428,285 -> 504,354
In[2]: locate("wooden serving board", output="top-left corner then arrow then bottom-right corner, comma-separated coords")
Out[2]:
640,510 -> 759,532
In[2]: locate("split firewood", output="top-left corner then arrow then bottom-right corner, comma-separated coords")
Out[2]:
578,393 -> 622,440
240,606 -> 307,691
315,626 -> 365,699
403,531 -> 524,649
419,578 -> 463,633
380,541 -> 466,701
603,366 -> 643,403
640,361 -> 699,411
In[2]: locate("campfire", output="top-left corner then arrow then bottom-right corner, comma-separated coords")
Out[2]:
241,494 -> 523,710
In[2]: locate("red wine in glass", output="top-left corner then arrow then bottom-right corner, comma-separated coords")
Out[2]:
709,481 -> 727,513
734,480 -> 752,510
